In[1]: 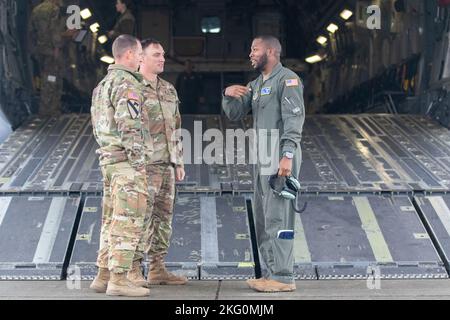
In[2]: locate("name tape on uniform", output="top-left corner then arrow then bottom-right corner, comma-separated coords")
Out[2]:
261,87 -> 272,95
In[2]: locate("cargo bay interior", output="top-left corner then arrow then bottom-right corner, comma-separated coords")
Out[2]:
3,0 -> 450,283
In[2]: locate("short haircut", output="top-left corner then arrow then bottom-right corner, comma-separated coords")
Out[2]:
141,38 -> 162,51
112,34 -> 139,59
254,35 -> 282,58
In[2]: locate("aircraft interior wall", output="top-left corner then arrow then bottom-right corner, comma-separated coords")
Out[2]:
2,0 -> 450,127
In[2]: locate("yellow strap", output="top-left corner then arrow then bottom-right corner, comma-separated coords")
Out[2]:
294,213 -> 312,263
354,197 -> 394,263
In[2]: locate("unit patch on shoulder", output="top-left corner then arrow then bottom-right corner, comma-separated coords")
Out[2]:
127,100 -> 141,119
285,79 -> 299,87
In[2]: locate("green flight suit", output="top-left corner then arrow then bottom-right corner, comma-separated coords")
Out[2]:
222,62 -> 305,284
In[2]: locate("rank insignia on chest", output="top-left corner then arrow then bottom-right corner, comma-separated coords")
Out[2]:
253,92 -> 258,101
261,87 -> 272,95
127,100 -> 140,119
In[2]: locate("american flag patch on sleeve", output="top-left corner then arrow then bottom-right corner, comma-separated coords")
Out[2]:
128,91 -> 140,100
285,79 -> 299,87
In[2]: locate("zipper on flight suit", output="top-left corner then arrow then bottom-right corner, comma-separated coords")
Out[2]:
254,78 -> 265,127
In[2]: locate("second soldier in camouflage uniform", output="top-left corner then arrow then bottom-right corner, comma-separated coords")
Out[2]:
90,35 -> 152,297
29,0 -> 65,116
132,38 -> 188,286
108,0 -> 136,39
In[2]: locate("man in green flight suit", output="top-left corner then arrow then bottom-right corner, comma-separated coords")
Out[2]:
222,35 -> 305,292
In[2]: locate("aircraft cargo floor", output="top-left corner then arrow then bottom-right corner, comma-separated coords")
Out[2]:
2,114 -> 450,282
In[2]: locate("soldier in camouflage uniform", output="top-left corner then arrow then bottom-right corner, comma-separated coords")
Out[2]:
29,0 -> 65,116
90,35 -> 151,297
108,0 -> 136,39
126,38 -> 188,286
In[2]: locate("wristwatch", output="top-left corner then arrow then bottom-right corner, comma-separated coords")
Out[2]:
283,152 -> 294,159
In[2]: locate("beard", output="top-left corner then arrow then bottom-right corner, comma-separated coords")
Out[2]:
254,53 -> 268,73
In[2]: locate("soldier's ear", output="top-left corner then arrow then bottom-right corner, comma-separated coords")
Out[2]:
126,49 -> 134,58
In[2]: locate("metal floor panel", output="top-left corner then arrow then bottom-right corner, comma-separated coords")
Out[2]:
177,115 -> 231,194
0,196 -> 80,280
413,195 -> 450,271
161,195 -> 202,279
0,115 -> 102,193
68,197 -> 103,279
220,116 -> 255,193
2,114 -> 450,194
70,195 -> 255,280
0,117 -> 49,175
200,196 -> 255,280
298,115 -> 450,192
295,195 -> 447,279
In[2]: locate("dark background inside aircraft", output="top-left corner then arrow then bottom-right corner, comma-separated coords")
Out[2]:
1,0 -> 450,130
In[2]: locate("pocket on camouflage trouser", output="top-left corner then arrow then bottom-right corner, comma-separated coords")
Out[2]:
96,165 -> 114,268
137,165 -> 176,257
37,54 -> 63,116
99,162 -> 148,272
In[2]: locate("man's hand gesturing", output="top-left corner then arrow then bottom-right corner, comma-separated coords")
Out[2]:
224,85 -> 250,99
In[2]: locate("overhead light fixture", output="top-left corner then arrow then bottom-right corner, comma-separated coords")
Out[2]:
327,23 -> 339,33
89,22 -> 100,33
316,36 -> 328,45
80,8 -> 92,20
340,9 -> 353,20
305,55 -> 324,64
100,56 -> 115,64
202,27 -> 221,33
209,28 -> 221,33
98,35 -> 108,44
201,17 -> 221,34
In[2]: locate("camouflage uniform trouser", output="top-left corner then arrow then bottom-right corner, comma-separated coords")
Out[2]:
35,53 -> 63,117
135,164 -> 176,261
96,161 -> 148,273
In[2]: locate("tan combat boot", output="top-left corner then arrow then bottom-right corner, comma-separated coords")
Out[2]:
127,260 -> 149,288
246,278 -> 267,290
89,267 -> 110,293
106,272 -> 151,297
147,255 -> 188,285
251,279 -> 296,293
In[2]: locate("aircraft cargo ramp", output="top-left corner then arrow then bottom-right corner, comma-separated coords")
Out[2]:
1,114 -> 450,281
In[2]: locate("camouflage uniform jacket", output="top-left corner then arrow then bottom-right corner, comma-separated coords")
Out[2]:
110,9 -> 136,38
29,0 -> 64,56
91,64 -> 153,171
142,77 -> 184,168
